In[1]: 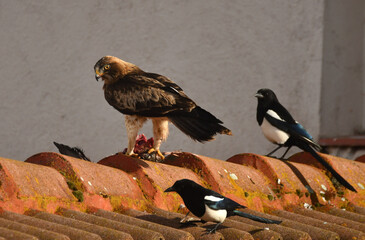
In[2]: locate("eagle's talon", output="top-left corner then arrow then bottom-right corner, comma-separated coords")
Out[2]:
147,148 -> 165,160
126,153 -> 139,158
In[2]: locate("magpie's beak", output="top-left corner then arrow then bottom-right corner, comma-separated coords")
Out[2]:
164,186 -> 175,193
255,93 -> 264,98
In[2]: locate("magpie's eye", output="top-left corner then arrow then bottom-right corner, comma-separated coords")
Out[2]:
104,65 -> 110,70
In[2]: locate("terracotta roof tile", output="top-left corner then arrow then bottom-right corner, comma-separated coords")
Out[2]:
239,208 -> 339,240
327,207 -> 365,222
57,208 -> 164,240
0,210 -> 102,240
164,153 -> 278,210
0,156 -> 74,213
122,207 -> 225,240
272,209 -> 365,240
139,206 -> 284,240
227,153 -> 333,207
89,208 -> 194,240
228,214 -> 311,240
0,156 -> 73,199
289,152 -> 365,195
215,228 -> 254,240
26,209 -> 133,240
26,152 -> 144,210
0,150 -> 364,239
0,226 -> 37,240
348,202 -> 365,214
0,216 -> 70,240
98,153 -> 202,210
293,207 -> 365,232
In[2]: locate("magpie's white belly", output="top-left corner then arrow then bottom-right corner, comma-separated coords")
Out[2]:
201,204 -> 227,223
261,118 -> 289,144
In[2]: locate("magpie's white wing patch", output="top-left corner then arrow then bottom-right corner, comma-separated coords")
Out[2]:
266,110 -> 285,121
204,195 -> 224,202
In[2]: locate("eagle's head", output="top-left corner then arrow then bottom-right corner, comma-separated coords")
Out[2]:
94,56 -> 140,85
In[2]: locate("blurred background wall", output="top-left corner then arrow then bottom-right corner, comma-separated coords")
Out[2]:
1,0 -> 364,161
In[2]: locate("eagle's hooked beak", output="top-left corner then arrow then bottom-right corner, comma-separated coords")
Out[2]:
95,68 -> 103,81
255,93 -> 264,98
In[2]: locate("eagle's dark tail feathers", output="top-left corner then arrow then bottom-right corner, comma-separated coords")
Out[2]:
297,141 -> 357,192
168,106 -> 232,142
233,210 -> 282,224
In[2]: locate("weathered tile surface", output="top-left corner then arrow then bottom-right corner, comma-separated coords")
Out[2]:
0,151 -> 364,239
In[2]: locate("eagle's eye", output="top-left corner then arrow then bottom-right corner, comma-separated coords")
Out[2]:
104,65 -> 110,70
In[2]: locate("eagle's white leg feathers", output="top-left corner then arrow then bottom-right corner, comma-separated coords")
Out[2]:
152,118 -> 169,151
124,115 -> 147,155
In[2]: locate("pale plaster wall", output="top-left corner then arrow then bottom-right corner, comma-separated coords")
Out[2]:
321,0 -> 364,137
0,0 -> 325,161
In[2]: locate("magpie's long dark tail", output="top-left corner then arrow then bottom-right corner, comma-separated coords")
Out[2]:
298,142 -> 357,192
168,106 -> 232,142
233,210 -> 282,224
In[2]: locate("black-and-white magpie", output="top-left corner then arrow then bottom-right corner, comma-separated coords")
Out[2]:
164,179 -> 281,233
255,88 -> 357,192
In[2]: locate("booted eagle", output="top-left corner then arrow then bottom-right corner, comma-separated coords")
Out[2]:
94,56 -> 232,158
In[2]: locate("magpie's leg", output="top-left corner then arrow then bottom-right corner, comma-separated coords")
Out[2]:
208,223 -> 222,234
266,145 -> 282,157
279,146 -> 292,160
180,211 -> 190,223
179,211 -> 202,226
183,211 -> 190,218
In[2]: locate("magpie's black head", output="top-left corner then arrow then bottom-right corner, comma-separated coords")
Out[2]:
164,179 -> 200,196
255,88 -> 279,108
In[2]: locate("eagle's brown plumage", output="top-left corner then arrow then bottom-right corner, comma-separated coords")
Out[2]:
94,56 -> 232,157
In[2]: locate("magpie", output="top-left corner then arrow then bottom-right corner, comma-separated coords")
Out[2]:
164,179 -> 281,233
254,88 -> 357,192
